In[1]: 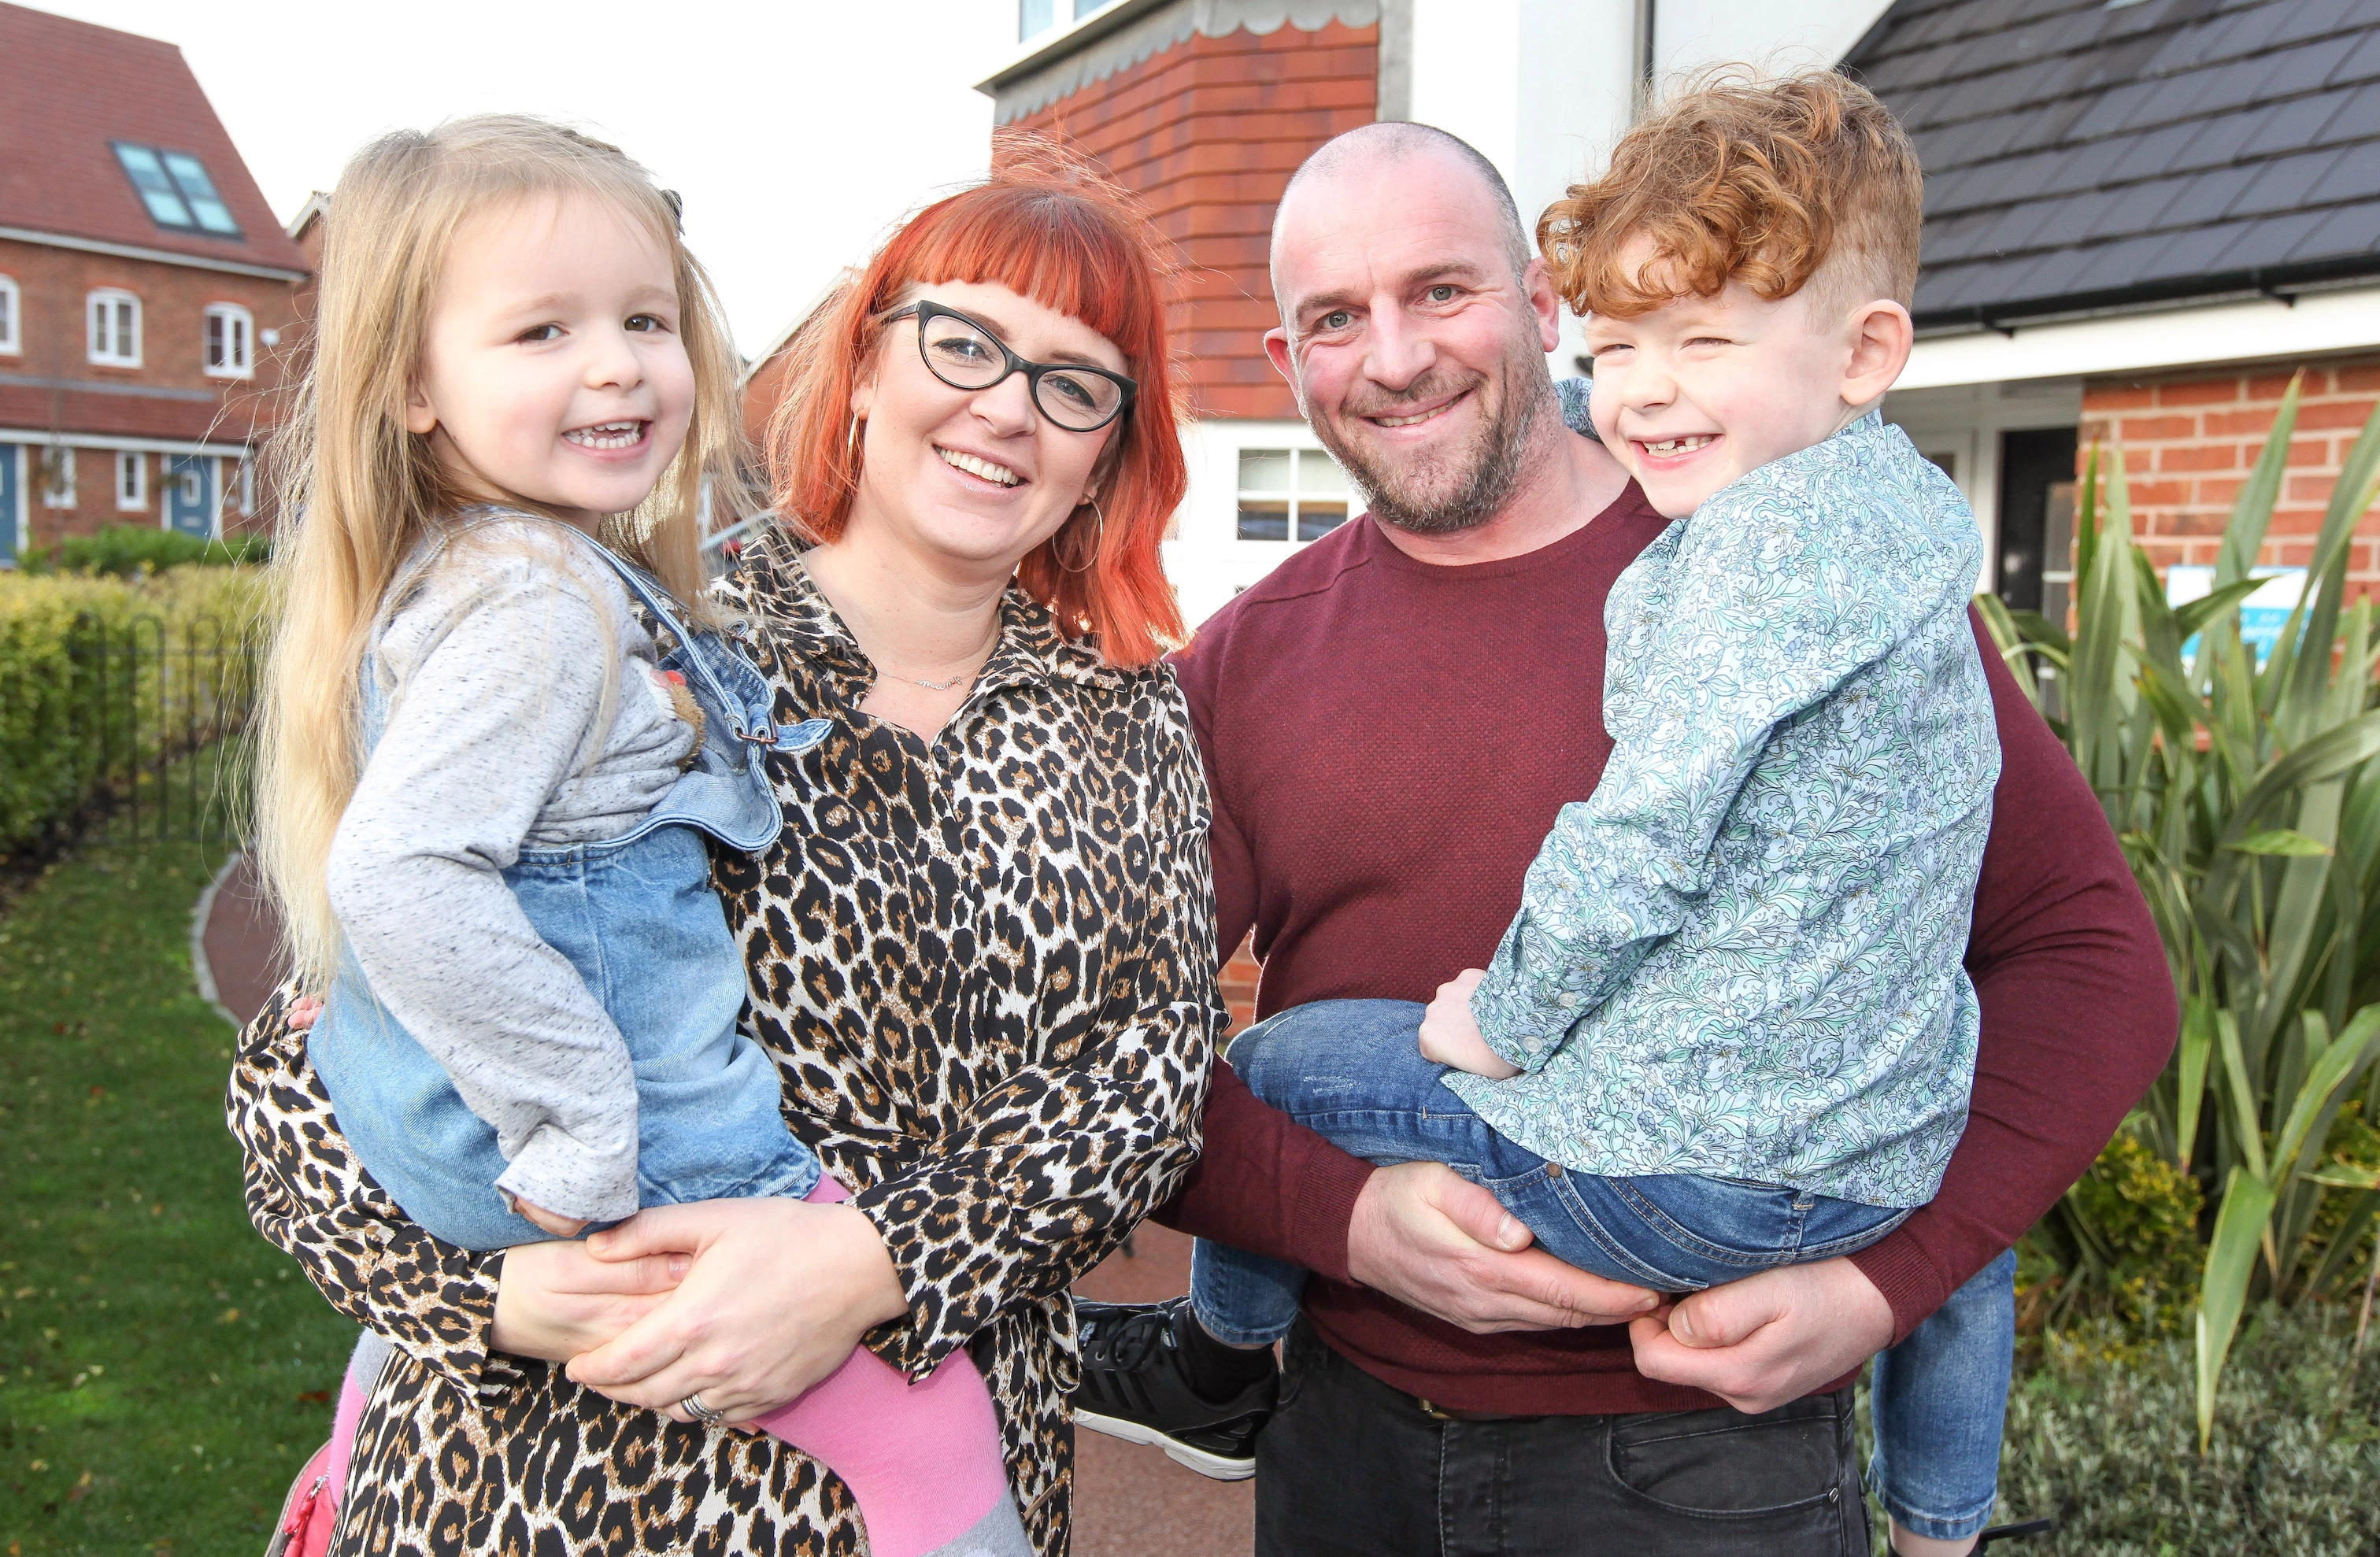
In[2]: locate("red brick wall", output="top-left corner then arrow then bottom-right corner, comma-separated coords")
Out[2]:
1009,21 -> 1378,420
1,236 -> 300,547
2079,354 -> 2380,594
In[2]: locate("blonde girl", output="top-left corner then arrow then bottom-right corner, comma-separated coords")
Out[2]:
250,116 -> 1024,1557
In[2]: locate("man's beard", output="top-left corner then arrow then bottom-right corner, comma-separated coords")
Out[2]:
1311,353 -> 1550,536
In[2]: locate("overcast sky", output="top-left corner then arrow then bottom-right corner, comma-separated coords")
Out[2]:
42,0 -> 1012,356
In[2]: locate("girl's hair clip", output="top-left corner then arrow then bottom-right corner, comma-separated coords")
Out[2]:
661,189 -> 684,234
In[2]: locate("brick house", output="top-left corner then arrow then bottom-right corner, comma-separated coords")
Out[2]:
0,2 -> 309,564
961,0 -> 2380,627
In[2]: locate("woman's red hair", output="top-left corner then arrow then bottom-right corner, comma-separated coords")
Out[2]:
766,136 -> 1186,668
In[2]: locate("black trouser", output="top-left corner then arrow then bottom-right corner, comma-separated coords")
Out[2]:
1254,1318 -> 1871,1556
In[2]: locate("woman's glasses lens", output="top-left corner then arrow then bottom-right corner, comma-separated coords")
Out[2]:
917,311 -> 1126,432
1035,369 -> 1125,431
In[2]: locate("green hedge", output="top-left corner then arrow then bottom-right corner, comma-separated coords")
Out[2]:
0,568 -> 272,854
17,524 -> 270,578
1988,1301 -> 2380,1555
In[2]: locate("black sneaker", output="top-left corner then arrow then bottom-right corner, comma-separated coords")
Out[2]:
1071,1296 -> 1279,1481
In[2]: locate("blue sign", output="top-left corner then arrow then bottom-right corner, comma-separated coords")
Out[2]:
2167,564 -> 2308,666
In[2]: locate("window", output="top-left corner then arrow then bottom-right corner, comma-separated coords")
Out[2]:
116,450 -> 146,511
112,142 -> 242,236
1236,448 -> 1352,542
0,274 -> 17,356
87,290 -> 140,366
205,304 -> 254,378
1020,0 -> 1111,40
39,447 -> 76,509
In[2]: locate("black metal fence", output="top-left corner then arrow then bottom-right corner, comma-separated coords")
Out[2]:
1,611 -> 261,858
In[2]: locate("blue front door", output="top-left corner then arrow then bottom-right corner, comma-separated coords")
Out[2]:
166,454 -> 213,539
0,445 -> 18,566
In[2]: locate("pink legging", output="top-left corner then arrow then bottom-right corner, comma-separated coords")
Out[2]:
327,1178 -> 1011,1557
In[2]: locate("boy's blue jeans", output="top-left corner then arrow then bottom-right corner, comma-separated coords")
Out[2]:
1191,1000 -> 2015,1544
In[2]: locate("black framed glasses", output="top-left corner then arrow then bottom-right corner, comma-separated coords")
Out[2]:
884,301 -> 1137,434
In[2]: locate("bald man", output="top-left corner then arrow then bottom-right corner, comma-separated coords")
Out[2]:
1071,124 -> 2170,1556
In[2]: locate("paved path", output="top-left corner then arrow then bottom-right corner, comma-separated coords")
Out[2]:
198,854 -> 1252,1557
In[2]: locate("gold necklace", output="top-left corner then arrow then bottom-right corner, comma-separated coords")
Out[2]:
880,619 -> 1001,692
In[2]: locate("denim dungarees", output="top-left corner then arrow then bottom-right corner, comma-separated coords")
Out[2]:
308,522 -> 831,1251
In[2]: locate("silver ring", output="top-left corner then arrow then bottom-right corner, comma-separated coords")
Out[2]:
680,1392 -> 725,1426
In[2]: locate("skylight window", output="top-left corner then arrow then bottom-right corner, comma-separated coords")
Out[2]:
112,142 -> 242,237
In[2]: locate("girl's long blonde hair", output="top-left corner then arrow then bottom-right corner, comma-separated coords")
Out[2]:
256,115 -> 747,991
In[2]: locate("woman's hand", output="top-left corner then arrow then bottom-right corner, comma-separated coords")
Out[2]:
564,1198 -> 911,1426
489,1238 -> 690,1363
1417,970 -> 1522,1078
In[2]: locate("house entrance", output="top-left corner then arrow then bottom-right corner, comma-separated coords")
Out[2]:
166,454 -> 213,539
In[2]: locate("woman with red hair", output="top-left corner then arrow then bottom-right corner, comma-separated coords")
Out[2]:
232,144 -> 1226,1555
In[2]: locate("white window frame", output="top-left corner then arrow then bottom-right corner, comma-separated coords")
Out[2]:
0,274 -> 19,357
1233,446 -> 1353,548
40,446 -> 76,509
116,449 -> 146,512
87,289 -> 142,368
203,303 -> 254,379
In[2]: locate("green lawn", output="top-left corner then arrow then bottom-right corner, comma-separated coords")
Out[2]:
1,842 -> 354,1557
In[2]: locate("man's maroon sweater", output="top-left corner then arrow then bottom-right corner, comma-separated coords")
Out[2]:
1160,486 -> 2176,1416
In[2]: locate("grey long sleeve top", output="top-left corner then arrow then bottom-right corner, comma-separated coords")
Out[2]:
322,520 -> 698,1222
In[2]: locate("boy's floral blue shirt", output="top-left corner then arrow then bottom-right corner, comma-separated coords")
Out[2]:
1449,407 -> 2001,1208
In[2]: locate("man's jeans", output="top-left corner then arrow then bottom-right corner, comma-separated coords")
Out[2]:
1257,1315 -> 1871,1556
1196,999 -> 2014,1543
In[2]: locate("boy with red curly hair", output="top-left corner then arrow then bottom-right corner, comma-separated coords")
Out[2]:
1163,72 -> 2017,1557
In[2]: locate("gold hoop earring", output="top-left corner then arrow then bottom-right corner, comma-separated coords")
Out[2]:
846,413 -> 864,466
1056,497 -> 1106,575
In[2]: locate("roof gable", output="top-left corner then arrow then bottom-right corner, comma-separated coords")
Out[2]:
0,2 -> 307,273
1849,0 -> 2380,331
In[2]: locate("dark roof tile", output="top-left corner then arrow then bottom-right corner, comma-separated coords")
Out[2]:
2225,147 -> 2348,217
2163,105 -> 2272,172
2325,25 -> 2380,86
2290,198 -> 2380,260
1856,0 -> 2380,323
2238,88 -> 2354,157
2207,208 -> 2334,268
2267,0 -> 2365,47
2023,189 -> 2107,250
2091,122 -> 2193,184
2320,79 -> 2380,139
2133,220 -> 2256,282
2086,172 -> 2193,239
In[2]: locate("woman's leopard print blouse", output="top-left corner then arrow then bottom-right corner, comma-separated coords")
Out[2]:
226,531 -> 1227,1554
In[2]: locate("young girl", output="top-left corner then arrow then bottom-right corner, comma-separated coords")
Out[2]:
254,116 -> 1027,1557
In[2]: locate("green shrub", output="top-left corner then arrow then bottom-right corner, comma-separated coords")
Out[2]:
18,525 -> 269,577
1994,1302 -> 2379,1555
2019,1130 -> 2206,1346
1980,378 -> 2380,1444
0,568 -> 272,854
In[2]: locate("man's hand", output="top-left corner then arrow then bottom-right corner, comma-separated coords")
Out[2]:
1417,970 -> 1520,1078
1628,1257 -> 1894,1414
1346,1161 -> 1658,1333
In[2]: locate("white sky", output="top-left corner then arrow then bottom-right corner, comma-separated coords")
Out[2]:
40,0 -> 1011,357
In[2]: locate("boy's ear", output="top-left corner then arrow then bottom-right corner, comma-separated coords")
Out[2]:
1841,300 -> 1913,410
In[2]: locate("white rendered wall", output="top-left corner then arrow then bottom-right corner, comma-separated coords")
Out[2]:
1650,0 -> 1896,83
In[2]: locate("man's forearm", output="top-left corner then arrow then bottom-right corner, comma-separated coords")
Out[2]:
1155,1059 -> 1374,1284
